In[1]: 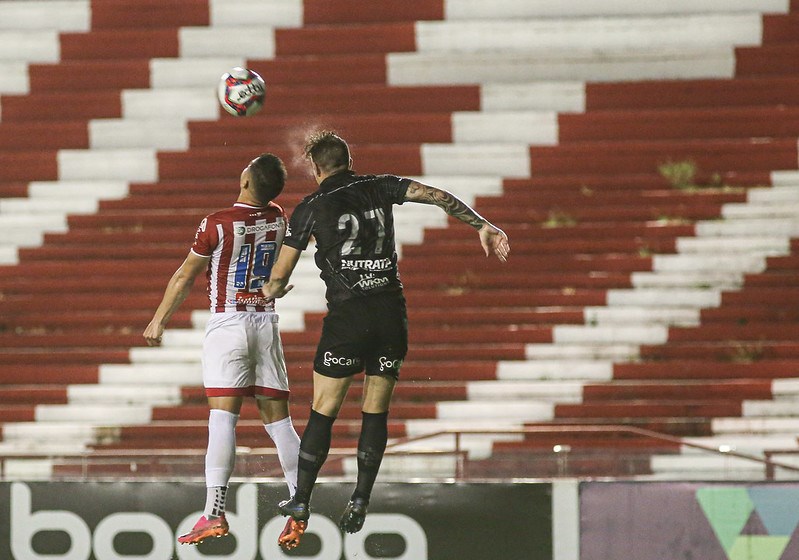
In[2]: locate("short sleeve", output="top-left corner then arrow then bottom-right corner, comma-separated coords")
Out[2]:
191,216 -> 218,257
380,175 -> 411,205
283,201 -> 314,251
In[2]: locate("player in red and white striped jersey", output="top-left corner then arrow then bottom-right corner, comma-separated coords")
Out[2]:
144,154 -> 301,546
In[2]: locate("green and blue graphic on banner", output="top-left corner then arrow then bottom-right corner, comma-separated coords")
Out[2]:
697,487 -> 799,560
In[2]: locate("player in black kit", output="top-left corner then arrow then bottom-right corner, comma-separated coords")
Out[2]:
262,131 -> 510,549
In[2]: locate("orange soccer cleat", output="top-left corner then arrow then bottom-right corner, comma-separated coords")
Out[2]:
278,517 -> 307,550
178,515 -> 229,545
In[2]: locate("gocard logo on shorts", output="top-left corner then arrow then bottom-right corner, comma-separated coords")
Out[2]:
9,482 -> 429,559
378,356 -> 403,372
323,351 -> 361,368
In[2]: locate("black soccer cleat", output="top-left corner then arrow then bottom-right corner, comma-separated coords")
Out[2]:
339,497 -> 369,534
278,497 -> 310,522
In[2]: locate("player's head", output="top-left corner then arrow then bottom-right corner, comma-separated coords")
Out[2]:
242,153 -> 287,203
304,131 -> 352,183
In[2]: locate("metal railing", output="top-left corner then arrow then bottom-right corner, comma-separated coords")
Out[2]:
2,424 -> 798,481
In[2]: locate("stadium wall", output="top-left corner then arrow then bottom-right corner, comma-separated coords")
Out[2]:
2,479 -> 797,559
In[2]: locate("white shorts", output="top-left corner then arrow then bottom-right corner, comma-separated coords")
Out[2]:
202,311 -> 289,399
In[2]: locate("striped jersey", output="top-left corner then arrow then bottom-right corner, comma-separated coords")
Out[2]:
191,201 -> 287,313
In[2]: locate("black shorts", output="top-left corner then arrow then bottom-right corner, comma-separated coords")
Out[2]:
314,292 -> 408,379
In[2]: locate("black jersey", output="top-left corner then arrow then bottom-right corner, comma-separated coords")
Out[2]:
283,170 -> 411,304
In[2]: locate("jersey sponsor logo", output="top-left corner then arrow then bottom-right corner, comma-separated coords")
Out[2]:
353,273 -> 390,290
340,257 -> 393,271
378,356 -> 403,372
323,351 -> 361,368
232,291 -> 271,307
235,222 -> 282,236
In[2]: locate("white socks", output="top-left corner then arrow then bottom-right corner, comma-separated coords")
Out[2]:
204,409 -> 239,518
264,416 -> 301,495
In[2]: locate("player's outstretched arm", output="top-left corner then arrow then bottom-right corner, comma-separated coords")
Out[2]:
143,252 -> 209,346
261,245 -> 302,300
405,180 -> 510,262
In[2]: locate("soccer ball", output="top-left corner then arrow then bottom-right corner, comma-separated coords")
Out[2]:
217,67 -> 266,117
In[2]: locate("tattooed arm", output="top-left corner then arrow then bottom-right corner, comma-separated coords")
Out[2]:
404,180 -> 510,262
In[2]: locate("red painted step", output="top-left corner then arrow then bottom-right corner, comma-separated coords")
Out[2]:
276,23 -> 416,55
736,44 -> 799,77
158,145 -> 423,180
614,360 -> 799,380
303,0 -> 444,24
411,271 -> 631,290
529,139 -> 798,176
28,60 -> 150,92
60,29 -> 180,59
249,55 -> 388,86
252,84 -> 479,115
762,13 -> 799,43
403,238 -> 677,256
0,350 -> 129,365
559,107 -> 799,142
0,122 -> 88,149
555,401 -> 741,419
90,0 -> 209,29
504,171 -> 771,191
668,323 -> 799,342
475,189 -> 747,208
586,77 -> 799,111
0,152 -> 58,181
0,386 -> 68,405
0,365 -> 98,385
0,92 -> 123,122
582,380 -> 772,401
639,342 -> 799,361
423,222 -> 696,241
701,306 -> 799,323
0,182 -> 28,197
190,113 -> 454,146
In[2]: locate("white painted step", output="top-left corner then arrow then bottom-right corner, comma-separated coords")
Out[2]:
421,143 -> 530,176
443,0 -> 788,19
436,400 -> 554,421
606,288 -> 721,308
90,118 -> 191,149
696,218 -> 799,237
651,254 -> 767,274
631,271 -> 744,290
524,343 -> 639,361
179,26 -> 276,58
675,237 -> 790,255
35,404 -> 153,424
481,82 -> 585,112
67,385 -> 182,406
553,325 -> 668,345
497,360 -> 614,381
388,47 -> 734,85
209,0 -> 302,27
452,111 -> 558,144
0,30 -> 59,62
466,380 -> 584,401
99,364 -> 202,386
712,417 -> 799,435
584,306 -> 700,327
0,1 -> 90,31
58,149 -> 158,182
416,14 -> 761,52
121,90 -> 218,120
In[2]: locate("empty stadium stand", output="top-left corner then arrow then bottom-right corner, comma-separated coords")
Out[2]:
2,0 -> 799,481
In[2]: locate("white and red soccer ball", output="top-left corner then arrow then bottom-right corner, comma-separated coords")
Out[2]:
217,67 -> 266,117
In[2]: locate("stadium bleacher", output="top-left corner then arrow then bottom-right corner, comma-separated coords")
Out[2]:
1,0 -> 799,481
